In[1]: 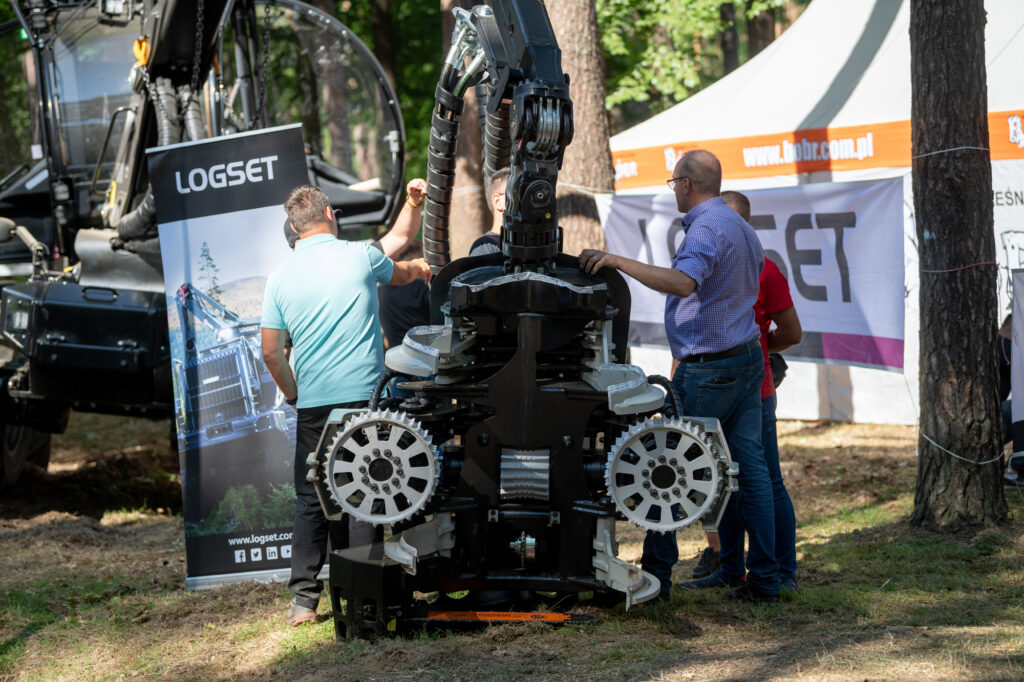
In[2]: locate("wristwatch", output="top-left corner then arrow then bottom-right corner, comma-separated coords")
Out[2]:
286,395 -> 298,406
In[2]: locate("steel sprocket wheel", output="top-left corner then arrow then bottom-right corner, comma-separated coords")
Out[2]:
325,409 -> 439,525
604,416 -> 723,532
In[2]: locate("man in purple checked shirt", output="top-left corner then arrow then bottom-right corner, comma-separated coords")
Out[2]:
579,149 -> 779,603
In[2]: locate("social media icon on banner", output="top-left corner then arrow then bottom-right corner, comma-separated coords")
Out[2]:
266,546 -> 279,560
282,545 -> 292,558
234,549 -> 246,564
250,548 -> 262,562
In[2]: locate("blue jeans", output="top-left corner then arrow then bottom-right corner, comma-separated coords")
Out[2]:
717,394 -> 797,584
640,342 -> 780,595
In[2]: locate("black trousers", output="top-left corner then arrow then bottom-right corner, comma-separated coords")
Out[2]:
288,401 -> 379,609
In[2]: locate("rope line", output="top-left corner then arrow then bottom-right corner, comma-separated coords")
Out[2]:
919,432 -> 1006,465
902,366 -> 1011,469
920,261 -> 998,274
912,145 -> 989,159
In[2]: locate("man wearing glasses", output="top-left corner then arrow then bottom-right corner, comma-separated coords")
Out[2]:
579,149 -> 779,603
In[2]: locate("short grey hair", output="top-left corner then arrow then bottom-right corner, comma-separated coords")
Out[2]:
284,185 -> 331,234
721,190 -> 750,221
677,150 -> 722,196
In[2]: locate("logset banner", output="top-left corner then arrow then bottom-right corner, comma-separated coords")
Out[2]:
596,177 -> 906,370
150,125 -> 308,588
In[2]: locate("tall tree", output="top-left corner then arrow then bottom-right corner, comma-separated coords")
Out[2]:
547,0 -> 614,254
720,3 -> 739,75
370,0 -> 397,88
440,0 -> 490,258
910,0 -> 1006,527
745,0 -> 775,58
197,241 -> 222,303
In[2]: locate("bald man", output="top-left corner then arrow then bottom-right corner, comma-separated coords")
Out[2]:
579,150 -> 779,603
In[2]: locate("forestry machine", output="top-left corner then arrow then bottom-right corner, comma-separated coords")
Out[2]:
0,0 -> 405,487
173,282 -> 291,522
307,0 -> 738,639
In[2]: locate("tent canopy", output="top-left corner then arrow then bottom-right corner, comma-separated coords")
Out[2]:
610,0 -> 1024,190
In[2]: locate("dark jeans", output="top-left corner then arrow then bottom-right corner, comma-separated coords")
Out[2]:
289,401 -> 379,610
641,341 -> 780,595
717,394 -> 797,584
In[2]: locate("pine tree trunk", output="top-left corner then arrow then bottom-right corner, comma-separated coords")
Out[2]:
746,1 -> 775,58
311,0 -> 352,174
721,3 -> 739,75
441,0 -> 490,259
910,0 -> 1006,528
370,0 -> 397,88
547,0 -> 614,255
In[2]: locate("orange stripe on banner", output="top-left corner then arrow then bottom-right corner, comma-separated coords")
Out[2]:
613,109 -> 1024,189
425,611 -> 572,623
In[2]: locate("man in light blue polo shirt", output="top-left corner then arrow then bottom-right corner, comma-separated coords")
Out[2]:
260,184 -> 431,626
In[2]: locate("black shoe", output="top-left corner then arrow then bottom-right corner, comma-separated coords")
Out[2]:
691,546 -> 721,579
724,582 -> 780,604
678,571 -> 743,591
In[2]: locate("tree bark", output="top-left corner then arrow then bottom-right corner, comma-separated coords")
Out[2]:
441,0 -> 490,259
370,0 -> 397,89
720,3 -> 739,75
746,1 -> 775,58
310,0 -> 353,173
546,0 -> 614,255
910,0 -> 1006,528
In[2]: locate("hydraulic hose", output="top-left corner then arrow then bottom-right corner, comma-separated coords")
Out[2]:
117,78 -> 180,241
422,84 -> 462,272
180,85 -> 206,142
482,96 -> 511,181
647,375 -> 681,418
422,19 -> 488,273
369,370 -> 401,410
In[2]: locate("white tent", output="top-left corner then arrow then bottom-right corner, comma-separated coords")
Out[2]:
604,0 -> 1024,424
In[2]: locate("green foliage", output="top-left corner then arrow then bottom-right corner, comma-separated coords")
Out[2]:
186,482 -> 296,536
333,0 -> 441,182
391,1 -> 442,182
598,0 -> 797,131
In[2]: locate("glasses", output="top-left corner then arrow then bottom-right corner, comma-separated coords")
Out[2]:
666,176 -> 688,190
333,208 -> 342,218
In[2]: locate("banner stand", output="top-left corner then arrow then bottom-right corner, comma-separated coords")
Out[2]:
150,124 -> 309,588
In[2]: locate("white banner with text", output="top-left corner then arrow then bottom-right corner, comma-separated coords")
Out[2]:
596,177 -> 906,370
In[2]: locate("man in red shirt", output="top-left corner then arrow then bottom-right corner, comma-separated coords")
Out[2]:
683,190 -> 802,592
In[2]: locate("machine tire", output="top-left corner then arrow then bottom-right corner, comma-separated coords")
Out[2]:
0,423 -> 52,487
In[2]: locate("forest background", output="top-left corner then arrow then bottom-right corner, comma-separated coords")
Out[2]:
0,0 -> 810,203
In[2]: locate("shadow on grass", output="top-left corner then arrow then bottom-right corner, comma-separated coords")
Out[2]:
0,454 -> 182,520
235,511 -> 1024,681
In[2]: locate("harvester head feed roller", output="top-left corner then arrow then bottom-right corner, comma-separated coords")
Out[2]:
605,417 -> 729,532
324,409 -> 439,525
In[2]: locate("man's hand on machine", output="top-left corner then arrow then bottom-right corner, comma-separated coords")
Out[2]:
390,257 -> 433,285
579,248 -> 620,275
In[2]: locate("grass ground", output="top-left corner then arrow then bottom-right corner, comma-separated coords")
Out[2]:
1,415 -> 1022,680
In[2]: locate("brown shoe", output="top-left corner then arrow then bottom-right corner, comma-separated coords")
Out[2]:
287,601 -> 317,627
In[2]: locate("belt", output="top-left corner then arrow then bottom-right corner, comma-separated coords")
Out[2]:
678,338 -> 759,364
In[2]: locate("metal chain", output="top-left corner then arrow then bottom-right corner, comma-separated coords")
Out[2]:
254,0 -> 273,128
138,62 -> 171,127
184,0 -> 206,117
